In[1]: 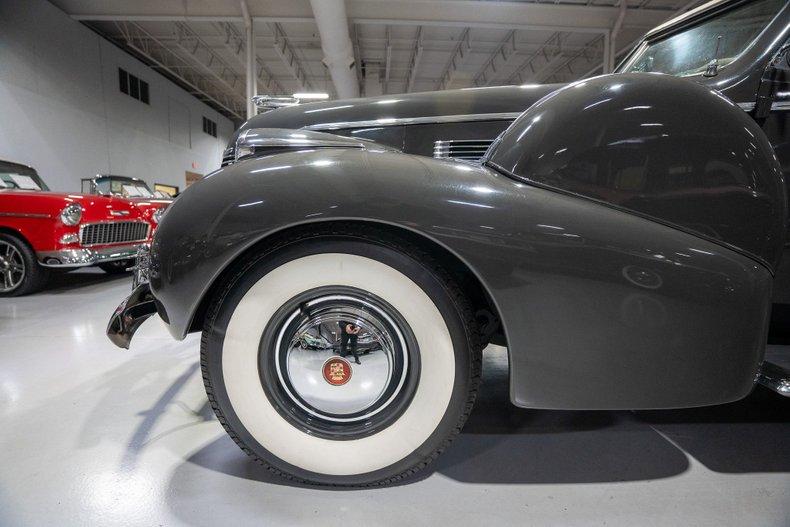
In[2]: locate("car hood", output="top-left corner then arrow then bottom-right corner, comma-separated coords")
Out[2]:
231,83 -> 564,146
0,190 -> 146,221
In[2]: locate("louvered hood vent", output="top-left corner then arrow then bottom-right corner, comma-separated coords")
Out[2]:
433,139 -> 494,162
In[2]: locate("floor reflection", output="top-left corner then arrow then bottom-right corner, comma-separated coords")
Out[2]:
178,346 -> 789,487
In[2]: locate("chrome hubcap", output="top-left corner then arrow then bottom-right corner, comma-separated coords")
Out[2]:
277,295 -> 408,421
260,288 -> 420,439
0,241 -> 25,293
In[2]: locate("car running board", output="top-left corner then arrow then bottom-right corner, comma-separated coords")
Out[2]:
758,346 -> 790,397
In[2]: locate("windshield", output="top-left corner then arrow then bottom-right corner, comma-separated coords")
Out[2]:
621,0 -> 785,77
95,176 -> 154,198
0,161 -> 49,191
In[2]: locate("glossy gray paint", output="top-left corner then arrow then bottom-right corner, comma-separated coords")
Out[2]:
488,73 -> 787,272
225,0 -> 790,308
240,85 -> 560,132
150,145 -> 774,410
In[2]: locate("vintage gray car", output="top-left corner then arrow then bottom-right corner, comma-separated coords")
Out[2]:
108,70 -> 788,486
225,0 -> 790,342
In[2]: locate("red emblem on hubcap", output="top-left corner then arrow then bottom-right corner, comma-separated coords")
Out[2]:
323,357 -> 352,386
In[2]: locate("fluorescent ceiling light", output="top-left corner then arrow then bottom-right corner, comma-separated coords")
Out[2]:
293,92 -> 329,100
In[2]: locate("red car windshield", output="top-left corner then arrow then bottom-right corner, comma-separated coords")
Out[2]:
95,176 -> 154,198
0,161 -> 50,191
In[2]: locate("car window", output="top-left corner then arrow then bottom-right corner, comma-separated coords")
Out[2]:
0,165 -> 49,191
622,0 -> 785,77
95,177 -> 154,197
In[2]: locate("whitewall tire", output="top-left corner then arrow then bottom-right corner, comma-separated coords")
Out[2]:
200,228 -> 481,486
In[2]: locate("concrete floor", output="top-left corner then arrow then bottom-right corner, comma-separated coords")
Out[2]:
1,268 -> 788,527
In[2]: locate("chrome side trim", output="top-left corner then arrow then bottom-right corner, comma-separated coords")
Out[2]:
757,361 -> 790,397
736,101 -> 790,112
302,112 -> 523,131
237,128 -> 369,150
0,212 -> 51,219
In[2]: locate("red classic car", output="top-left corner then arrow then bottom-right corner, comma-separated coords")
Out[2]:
0,159 -> 156,296
80,175 -> 172,223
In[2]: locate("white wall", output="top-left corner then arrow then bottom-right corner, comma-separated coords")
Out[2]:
0,0 -> 235,193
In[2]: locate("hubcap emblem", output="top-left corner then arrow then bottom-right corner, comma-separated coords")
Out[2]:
322,357 -> 352,386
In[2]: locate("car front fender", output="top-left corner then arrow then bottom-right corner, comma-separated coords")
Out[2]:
151,148 -> 773,410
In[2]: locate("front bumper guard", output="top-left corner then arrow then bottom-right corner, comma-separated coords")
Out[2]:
106,283 -> 157,349
38,244 -> 144,268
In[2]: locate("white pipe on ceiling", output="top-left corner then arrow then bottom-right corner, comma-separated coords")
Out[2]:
309,0 -> 360,99
241,0 -> 257,119
609,0 -> 627,72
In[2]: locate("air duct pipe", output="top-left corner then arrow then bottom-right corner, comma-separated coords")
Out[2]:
609,0 -> 627,73
309,0 -> 359,99
241,0 -> 257,119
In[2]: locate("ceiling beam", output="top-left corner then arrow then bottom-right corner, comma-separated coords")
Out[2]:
384,25 -> 392,94
546,35 -> 604,83
211,22 -> 285,95
436,27 -> 471,90
405,26 -> 424,93
171,21 -> 245,98
270,22 -> 313,92
505,32 -> 565,85
473,29 -> 519,87
63,0 -> 677,32
114,22 -> 243,119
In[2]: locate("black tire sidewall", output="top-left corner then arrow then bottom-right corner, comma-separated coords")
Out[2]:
0,233 -> 48,297
202,236 -> 475,486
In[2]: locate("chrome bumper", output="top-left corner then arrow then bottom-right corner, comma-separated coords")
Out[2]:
757,361 -> 790,397
37,244 -> 143,268
106,283 -> 157,349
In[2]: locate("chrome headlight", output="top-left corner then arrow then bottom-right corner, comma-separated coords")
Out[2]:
60,203 -> 82,226
152,207 -> 166,224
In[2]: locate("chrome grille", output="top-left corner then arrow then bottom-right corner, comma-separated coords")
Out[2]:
221,146 -> 235,167
79,222 -> 149,247
433,139 -> 495,162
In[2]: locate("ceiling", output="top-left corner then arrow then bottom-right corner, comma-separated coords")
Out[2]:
48,0 -> 707,121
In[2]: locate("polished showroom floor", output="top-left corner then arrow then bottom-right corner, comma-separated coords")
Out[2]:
1,269 -> 788,526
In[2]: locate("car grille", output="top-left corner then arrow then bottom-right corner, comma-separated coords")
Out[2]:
221,146 -> 235,167
433,139 -> 495,162
79,222 -> 149,246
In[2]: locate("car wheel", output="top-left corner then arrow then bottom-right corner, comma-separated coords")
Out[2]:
98,259 -> 133,274
0,233 -> 49,296
201,229 -> 482,486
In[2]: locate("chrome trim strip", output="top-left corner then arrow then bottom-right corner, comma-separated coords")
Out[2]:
0,212 -> 51,219
238,131 -> 368,150
303,112 -> 523,131
736,101 -> 790,112
757,361 -> 790,397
